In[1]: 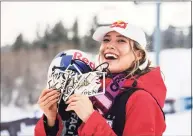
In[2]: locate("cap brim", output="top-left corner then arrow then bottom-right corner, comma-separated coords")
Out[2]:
92,26 -> 132,42
92,26 -> 116,42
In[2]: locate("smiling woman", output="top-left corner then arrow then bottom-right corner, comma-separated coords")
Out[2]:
80,20 -> 166,136
35,20 -> 167,136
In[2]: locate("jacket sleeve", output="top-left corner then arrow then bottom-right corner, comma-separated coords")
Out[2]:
78,90 -> 165,136
34,114 -> 64,136
123,90 -> 165,136
78,111 -> 117,136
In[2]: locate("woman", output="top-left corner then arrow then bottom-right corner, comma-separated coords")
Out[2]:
35,20 -> 167,136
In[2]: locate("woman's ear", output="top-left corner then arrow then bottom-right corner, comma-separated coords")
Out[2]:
135,50 -> 143,61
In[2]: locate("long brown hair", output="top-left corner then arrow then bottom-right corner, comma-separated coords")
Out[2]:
124,41 -> 152,79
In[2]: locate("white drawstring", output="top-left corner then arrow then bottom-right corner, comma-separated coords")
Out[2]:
139,59 -> 148,70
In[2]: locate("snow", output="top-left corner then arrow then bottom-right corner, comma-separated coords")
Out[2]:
1,124 -> 35,136
1,111 -> 191,136
148,48 -> 191,99
1,48 -> 192,136
164,111 -> 192,136
1,105 -> 42,122
17,124 -> 35,136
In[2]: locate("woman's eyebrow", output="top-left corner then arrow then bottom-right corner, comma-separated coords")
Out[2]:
116,35 -> 127,38
104,34 -> 127,39
104,35 -> 110,38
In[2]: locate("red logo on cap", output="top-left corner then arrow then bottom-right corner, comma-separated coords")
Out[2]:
110,21 -> 128,29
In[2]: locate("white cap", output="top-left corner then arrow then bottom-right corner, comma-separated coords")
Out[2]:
93,21 -> 147,48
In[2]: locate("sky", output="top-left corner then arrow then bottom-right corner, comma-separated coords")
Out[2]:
1,1 -> 191,46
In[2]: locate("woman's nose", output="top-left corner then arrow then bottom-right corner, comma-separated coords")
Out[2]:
106,44 -> 115,50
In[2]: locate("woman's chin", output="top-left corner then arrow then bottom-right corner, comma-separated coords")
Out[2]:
108,66 -> 122,73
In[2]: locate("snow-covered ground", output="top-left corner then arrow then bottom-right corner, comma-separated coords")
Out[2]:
164,111 -> 191,135
1,48 -> 192,136
1,105 -> 42,122
1,124 -> 35,136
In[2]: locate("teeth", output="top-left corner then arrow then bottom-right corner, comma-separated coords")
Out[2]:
105,53 -> 118,59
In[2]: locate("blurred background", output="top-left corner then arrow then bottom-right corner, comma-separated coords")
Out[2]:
1,1 -> 192,136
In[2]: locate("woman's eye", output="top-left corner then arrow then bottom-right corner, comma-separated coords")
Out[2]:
103,39 -> 110,42
118,39 -> 126,43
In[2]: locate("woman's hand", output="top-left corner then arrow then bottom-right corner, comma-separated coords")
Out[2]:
38,88 -> 60,126
65,94 -> 94,122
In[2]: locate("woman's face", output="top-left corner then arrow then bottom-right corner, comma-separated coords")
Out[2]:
99,31 -> 137,73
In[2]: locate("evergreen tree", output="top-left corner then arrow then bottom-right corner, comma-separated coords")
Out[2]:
72,18 -> 80,47
51,21 -> 68,43
186,25 -> 191,48
12,33 -> 29,51
161,25 -> 175,49
177,30 -> 185,48
146,33 -> 153,52
42,25 -> 52,49
33,25 -> 53,50
83,15 -> 99,52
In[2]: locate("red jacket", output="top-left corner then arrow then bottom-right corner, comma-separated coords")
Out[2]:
35,67 -> 167,136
